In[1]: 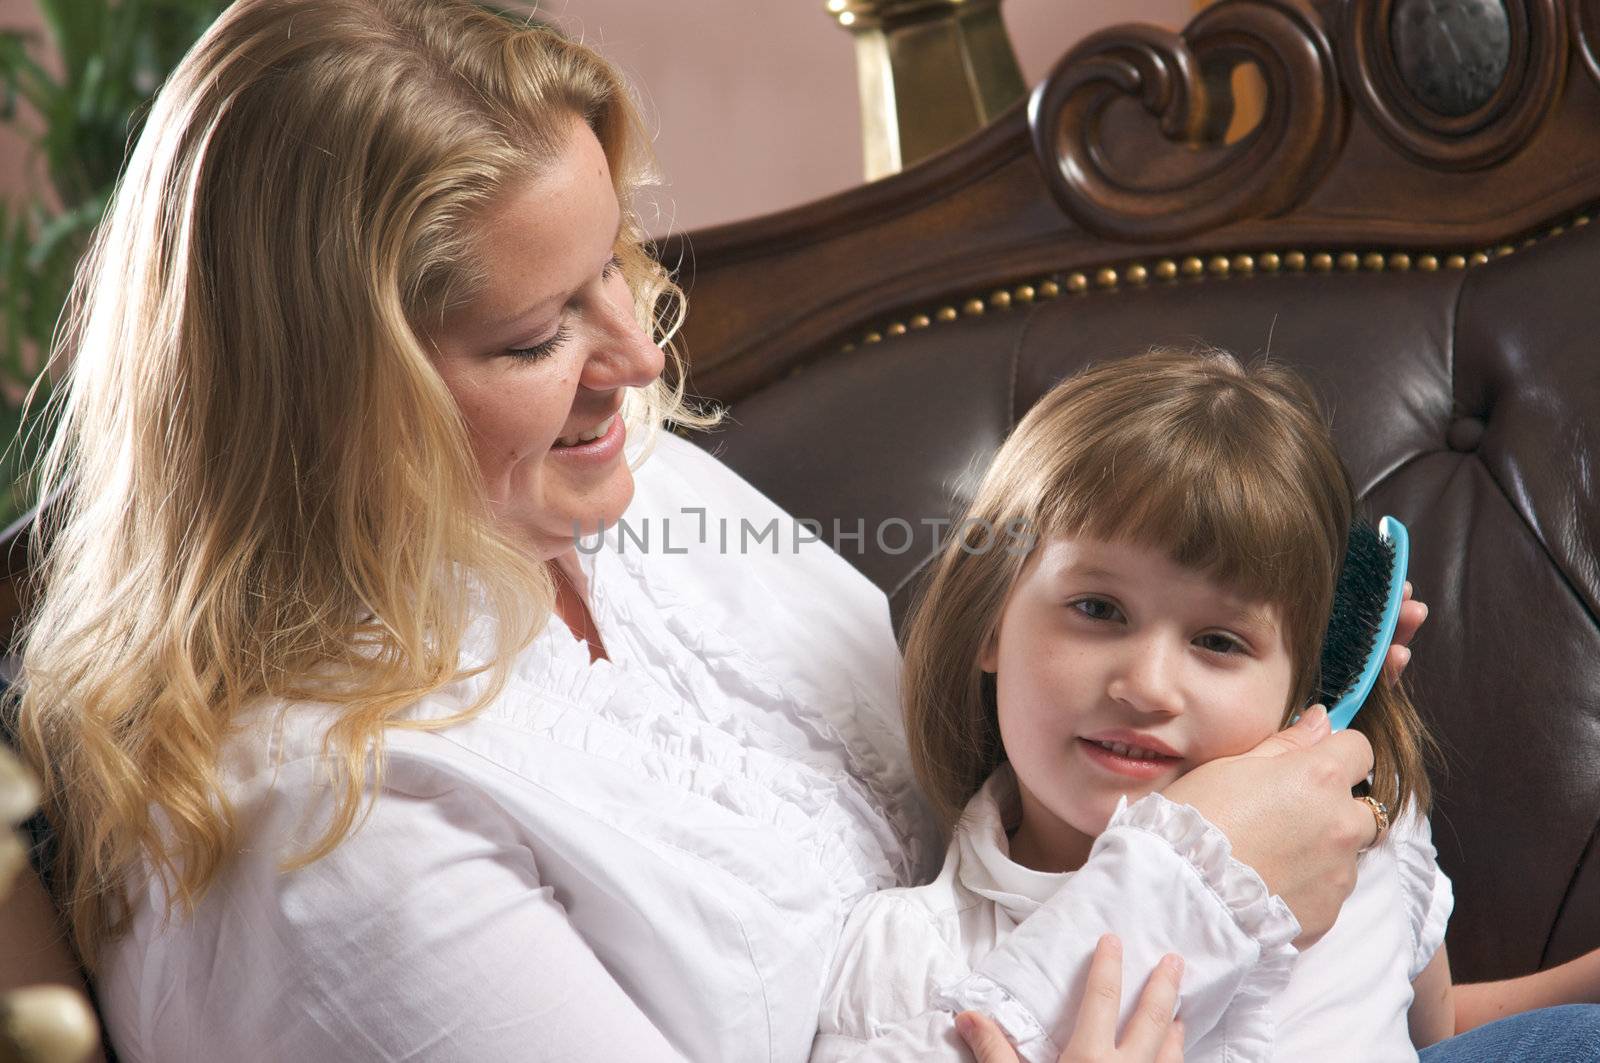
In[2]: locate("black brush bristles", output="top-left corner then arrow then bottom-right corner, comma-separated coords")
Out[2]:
1317,518 -> 1397,707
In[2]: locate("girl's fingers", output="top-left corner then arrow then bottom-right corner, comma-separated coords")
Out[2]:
955,1010 -> 1021,1063
1382,644 -> 1412,687
1384,595 -> 1428,686
1395,597 -> 1428,642
1062,934 -> 1125,1057
1117,954 -> 1184,1059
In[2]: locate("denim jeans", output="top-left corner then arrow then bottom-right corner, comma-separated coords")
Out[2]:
1419,1005 -> 1600,1061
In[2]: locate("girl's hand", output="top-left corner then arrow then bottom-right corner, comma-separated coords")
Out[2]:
1382,582 -> 1428,688
955,935 -> 1184,1063
1162,707 -> 1376,948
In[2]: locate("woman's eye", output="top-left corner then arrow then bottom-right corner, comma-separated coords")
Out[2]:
1071,598 -> 1122,622
1195,632 -> 1246,655
508,322 -> 572,362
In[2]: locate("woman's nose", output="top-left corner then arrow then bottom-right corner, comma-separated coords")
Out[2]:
579,294 -> 666,392
1105,635 -> 1184,717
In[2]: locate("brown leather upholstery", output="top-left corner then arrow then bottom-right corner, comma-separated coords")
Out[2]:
668,0 -> 1600,985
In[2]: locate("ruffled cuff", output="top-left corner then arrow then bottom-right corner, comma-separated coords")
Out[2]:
940,790 -> 1300,1063
931,974 -> 1061,1063
1101,793 -> 1300,1061
1103,791 -> 1301,950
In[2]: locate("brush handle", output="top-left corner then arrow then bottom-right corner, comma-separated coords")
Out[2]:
1327,516 -> 1410,731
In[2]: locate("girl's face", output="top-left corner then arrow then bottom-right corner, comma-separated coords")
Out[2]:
428,117 -> 664,560
982,534 -> 1297,872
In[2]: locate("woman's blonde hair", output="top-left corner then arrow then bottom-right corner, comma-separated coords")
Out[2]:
901,349 -> 1433,832
13,0 -> 712,967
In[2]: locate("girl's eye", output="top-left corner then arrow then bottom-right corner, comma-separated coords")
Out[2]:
508,322 -> 572,363
1071,597 -> 1122,622
1195,632 -> 1246,655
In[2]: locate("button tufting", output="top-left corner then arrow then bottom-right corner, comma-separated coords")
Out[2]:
1447,417 -> 1486,452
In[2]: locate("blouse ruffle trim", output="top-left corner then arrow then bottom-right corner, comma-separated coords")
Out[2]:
931,974 -> 1061,1063
430,624 -> 907,907
1102,792 -> 1300,1061
599,536 -> 934,890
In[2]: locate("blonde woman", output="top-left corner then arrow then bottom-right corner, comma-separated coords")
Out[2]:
12,2 -> 1408,1060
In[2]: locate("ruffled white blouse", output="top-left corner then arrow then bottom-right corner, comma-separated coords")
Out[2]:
815,766 -> 1453,1063
97,434 -> 1318,1062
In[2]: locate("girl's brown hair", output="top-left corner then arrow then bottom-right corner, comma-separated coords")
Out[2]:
900,349 -> 1432,831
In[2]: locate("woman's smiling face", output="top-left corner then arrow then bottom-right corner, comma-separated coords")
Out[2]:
983,534 -> 1297,872
427,116 -> 664,559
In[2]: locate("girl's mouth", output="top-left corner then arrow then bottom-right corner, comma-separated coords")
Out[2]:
1078,738 -> 1181,780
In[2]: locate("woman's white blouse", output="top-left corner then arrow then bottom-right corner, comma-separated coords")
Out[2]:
815,767 -> 1453,1063
98,434 -> 1303,1062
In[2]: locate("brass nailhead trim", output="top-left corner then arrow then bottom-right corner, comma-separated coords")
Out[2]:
842,208 -> 1593,351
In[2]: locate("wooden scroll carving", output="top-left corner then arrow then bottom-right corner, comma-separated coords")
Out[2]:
1030,0 -> 1344,242
1574,0 -> 1600,85
1342,0 -> 1567,170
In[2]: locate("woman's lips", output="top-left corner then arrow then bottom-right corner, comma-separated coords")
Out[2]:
1077,737 -> 1182,781
549,411 -> 624,462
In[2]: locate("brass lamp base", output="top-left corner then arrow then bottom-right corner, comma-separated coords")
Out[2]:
827,0 -> 1026,179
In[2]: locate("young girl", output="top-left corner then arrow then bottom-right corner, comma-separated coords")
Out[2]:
811,350 -> 1600,1061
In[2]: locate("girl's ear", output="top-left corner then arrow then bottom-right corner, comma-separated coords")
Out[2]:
979,625 -> 999,673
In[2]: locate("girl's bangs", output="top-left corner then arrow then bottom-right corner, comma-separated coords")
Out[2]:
1036,407 -> 1337,613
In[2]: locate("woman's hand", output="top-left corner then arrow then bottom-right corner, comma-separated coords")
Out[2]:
955,935 -> 1184,1063
1162,707 -> 1377,948
1383,582 -> 1428,688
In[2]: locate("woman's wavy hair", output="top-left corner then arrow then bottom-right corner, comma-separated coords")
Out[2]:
900,349 -> 1433,833
13,0 -> 715,967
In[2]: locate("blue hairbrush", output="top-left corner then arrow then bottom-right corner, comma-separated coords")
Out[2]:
1318,516 -> 1410,731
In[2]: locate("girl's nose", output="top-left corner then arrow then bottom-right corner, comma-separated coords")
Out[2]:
1106,635 -> 1184,717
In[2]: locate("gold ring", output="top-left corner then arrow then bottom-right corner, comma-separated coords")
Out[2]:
1359,795 -> 1390,851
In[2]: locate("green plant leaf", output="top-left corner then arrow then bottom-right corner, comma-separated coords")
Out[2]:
0,0 -> 231,522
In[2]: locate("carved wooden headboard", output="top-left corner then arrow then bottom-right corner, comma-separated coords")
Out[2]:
664,0 -> 1593,402
660,0 -> 1600,983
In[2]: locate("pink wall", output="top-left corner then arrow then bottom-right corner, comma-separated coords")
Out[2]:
0,0 -> 49,208
0,0 -> 1194,233
544,0 -> 1193,233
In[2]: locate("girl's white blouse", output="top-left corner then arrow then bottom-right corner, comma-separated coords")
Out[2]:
98,433 -> 1304,1062
815,767 -> 1452,1063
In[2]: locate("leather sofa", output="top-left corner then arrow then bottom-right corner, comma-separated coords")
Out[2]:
2,0 -> 1596,1046
663,0 -> 1600,984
